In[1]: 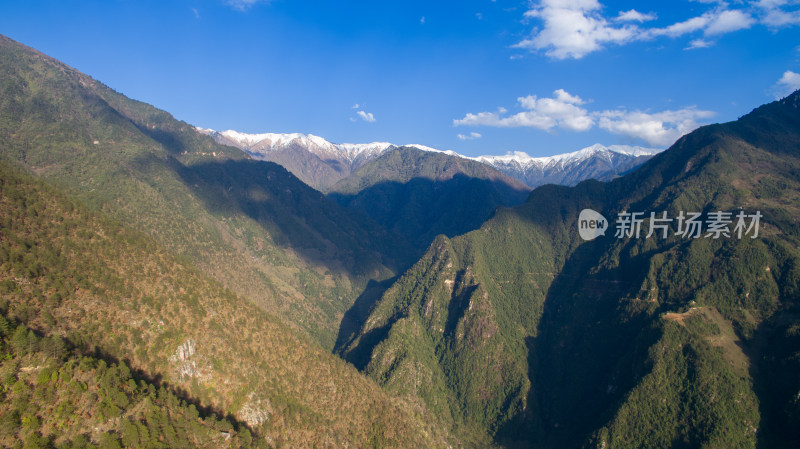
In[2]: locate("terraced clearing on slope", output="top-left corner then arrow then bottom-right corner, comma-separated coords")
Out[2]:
663,306 -> 750,376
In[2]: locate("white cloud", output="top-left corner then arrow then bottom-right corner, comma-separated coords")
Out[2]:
420,16 -> 426,24
455,111 -> 509,127
774,70 -> 800,97
352,103 -> 361,109
192,8 -> 201,19
615,9 -> 657,23
646,13 -> 711,38
454,89 -> 594,131
704,9 -> 755,35
686,38 -> 713,49
457,132 -> 483,140
641,9 -> 754,38
514,0 -> 638,59
517,0 -> 794,59
455,89 -> 715,147
597,108 -> 715,146
224,0 -> 269,11
357,110 -> 376,123
756,0 -> 800,27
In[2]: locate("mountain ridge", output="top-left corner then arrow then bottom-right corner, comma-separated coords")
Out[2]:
0,33 -> 406,350
328,146 -> 531,257
199,127 -> 662,190
0,33 -> 466,446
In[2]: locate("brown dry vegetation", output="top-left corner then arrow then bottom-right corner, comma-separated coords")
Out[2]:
0,162 -> 458,447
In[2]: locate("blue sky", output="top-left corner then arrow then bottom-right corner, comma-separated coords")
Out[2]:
1,0 -> 799,157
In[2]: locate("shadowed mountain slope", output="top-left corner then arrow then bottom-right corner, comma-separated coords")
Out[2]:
0,34 -> 410,349
329,147 -> 531,251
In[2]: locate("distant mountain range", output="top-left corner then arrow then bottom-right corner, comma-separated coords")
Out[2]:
198,128 -> 531,258
198,128 -> 662,190
476,144 -> 662,187
197,128 -> 457,191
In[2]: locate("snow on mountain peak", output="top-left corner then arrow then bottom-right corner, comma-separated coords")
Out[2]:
476,144 -> 662,169
196,127 -> 662,185
606,145 -> 663,157
198,127 -> 478,164
336,142 -> 396,158
218,129 -> 286,147
198,128 -> 400,163
399,144 -> 462,158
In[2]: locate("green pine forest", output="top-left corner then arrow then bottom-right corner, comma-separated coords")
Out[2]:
1,33 -> 799,448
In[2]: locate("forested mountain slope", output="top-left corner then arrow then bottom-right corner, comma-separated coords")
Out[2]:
0,160 -> 459,447
342,91 -> 800,447
0,34 -> 406,349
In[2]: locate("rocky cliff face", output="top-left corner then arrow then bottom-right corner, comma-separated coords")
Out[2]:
169,339 -> 206,381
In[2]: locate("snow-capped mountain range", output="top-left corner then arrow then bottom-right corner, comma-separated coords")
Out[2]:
196,128 -> 465,191
475,144 -> 663,187
202,129 -> 391,162
475,144 -> 660,167
197,128 -> 663,190
199,128 -> 460,160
